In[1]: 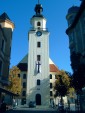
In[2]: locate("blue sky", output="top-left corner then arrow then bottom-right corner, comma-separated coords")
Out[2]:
0,0 -> 81,73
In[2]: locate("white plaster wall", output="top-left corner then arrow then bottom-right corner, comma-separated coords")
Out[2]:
27,30 -> 50,106
31,17 -> 46,30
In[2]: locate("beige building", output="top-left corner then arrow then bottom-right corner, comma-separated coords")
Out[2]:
17,54 -> 28,105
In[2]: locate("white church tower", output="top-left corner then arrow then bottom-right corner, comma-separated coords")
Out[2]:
26,1 -> 50,106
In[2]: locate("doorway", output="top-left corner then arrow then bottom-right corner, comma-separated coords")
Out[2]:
36,94 -> 41,105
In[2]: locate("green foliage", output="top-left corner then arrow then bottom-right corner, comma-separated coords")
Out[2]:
54,70 -> 71,97
5,66 -> 22,95
68,87 -> 75,98
71,52 -> 85,92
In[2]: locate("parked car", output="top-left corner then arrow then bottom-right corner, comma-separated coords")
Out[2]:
29,101 -> 36,108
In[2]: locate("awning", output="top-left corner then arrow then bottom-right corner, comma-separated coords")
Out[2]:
0,87 -> 19,96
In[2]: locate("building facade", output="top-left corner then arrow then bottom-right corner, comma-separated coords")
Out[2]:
66,0 -> 85,64
66,0 -> 85,111
0,12 -> 14,83
0,12 -> 14,102
17,54 -> 28,105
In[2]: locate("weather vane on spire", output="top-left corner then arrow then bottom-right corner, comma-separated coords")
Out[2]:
38,0 -> 40,4
35,0 -> 43,15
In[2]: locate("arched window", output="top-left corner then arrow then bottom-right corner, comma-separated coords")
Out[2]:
23,82 -> 26,88
50,83 -> 52,88
37,22 -> 41,26
23,74 -> 26,79
37,42 -> 41,47
36,94 -> 41,105
50,74 -> 52,79
37,55 -> 41,61
37,79 -> 40,85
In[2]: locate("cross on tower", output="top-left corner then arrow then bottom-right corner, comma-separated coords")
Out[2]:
36,61 -> 41,73
35,0 -> 43,15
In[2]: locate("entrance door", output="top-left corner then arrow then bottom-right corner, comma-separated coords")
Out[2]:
36,94 -> 41,105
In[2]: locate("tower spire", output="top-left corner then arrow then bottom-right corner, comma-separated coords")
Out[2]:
38,0 -> 40,4
35,0 -> 43,15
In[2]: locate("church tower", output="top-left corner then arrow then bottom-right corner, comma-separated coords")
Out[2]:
26,1 -> 50,106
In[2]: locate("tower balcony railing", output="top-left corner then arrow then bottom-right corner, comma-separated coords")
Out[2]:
30,27 -> 48,32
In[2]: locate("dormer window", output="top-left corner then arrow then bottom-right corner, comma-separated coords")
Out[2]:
37,22 -> 41,26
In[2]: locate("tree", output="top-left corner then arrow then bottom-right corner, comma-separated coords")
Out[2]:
71,52 -> 85,112
6,66 -> 22,95
54,70 -> 71,103
68,87 -> 76,100
71,52 -> 85,92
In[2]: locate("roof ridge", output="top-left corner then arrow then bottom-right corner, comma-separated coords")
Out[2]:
0,12 -> 11,21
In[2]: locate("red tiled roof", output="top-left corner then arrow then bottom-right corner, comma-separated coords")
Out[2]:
17,63 -> 59,73
50,64 -> 59,72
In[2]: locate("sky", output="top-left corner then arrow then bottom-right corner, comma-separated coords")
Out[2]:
0,0 -> 81,73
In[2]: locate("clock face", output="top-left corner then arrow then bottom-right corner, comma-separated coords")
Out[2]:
36,31 -> 42,36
